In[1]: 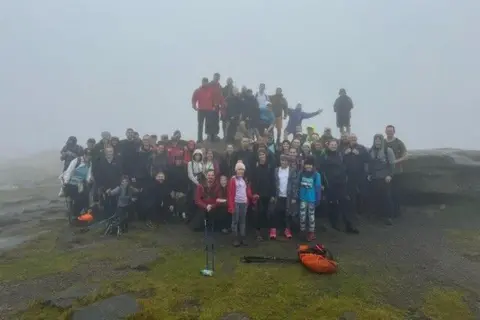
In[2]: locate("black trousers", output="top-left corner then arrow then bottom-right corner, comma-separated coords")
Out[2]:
325,183 -> 356,229
64,184 -> 89,217
272,197 -> 288,229
225,118 -> 239,143
369,179 -> 394,219
255,196 -> 270,230
197,110 -> 209,141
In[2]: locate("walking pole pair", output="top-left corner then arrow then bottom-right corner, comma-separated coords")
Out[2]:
200,211 -> 215,276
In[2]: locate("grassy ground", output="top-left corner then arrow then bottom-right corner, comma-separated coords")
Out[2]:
1,217 -> 476,320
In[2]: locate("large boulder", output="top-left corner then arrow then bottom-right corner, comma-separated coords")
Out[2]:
401,149 -> 480,204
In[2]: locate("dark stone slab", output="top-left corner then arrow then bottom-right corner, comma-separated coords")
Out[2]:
42,284 -> 100,309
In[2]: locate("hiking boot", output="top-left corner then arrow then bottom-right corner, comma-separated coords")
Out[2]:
145,220 -> 155,229
269,228 -> 277,240
307,232 -> 316,242
233,238 -> 241,247
241,238 -> 248,246
284,228 -> 293,239
255,230 -> 264,241
346,226 -> 359,234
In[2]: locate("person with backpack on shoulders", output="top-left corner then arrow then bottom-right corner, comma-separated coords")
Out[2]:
367,134 -> 396,225
62,149 -> 93,218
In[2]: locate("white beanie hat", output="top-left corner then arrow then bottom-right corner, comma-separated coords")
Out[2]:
235,162 -> 246,171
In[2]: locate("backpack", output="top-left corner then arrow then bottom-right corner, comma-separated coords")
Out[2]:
74,157 -> 83,169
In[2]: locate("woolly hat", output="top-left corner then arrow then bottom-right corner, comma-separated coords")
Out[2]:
235,162 -> 246,171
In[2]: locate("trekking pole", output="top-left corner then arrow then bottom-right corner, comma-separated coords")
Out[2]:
211,219 -> 215,272
201,212 -> 213,276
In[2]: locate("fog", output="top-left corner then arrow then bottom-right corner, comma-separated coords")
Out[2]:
1,0 -> 479,160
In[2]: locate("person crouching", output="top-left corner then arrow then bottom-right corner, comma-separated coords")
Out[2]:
194,170 -> 218,231
227,162 -> 259,247
298,157 -> 322,241
105,175 -> 140,234
142,172 -> 174,229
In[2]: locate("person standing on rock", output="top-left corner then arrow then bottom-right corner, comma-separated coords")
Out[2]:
367,134 -> 396,225
333,88 -> 354,135
384,125 -> 408,217
192,77 -> 214,143
269,87 -> 289,144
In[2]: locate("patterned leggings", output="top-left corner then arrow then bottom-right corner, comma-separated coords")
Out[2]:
299,201 -> 316,232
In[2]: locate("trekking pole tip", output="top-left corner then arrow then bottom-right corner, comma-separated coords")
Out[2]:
200,269 -> 214,277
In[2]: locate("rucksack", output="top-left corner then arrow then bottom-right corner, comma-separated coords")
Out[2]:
74,157 -> 83,169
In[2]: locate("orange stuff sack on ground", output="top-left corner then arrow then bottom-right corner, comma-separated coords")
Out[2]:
78,210 -> 94,222
297,244 -> 338,274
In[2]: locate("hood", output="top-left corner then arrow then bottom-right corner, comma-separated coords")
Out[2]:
372,134 -> 385,149
192,149 -> 203,160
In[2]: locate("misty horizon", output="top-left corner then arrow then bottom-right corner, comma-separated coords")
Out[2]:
1,0 -> 479,160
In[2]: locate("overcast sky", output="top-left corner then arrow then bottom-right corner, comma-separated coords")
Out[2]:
1,0 -> 479,159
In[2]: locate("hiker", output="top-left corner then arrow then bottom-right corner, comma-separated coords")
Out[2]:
118,128 -> 139,178
271,154 -> 299,240
320,127 -> 334,147
212,175 -> 229,233
269,87 -> 289,143
149,143 -> 169,177
343,134 -> 369,216
92,146 -> 123,218
92,131 -> 111,167
110,137 -> 121,157
384,125 -> 408,217
134,135 -> 153,187
258,104 -> 275,137
222,77 -> 234,99
289,145 -> 303,172
203,149 -> 220,177
62,149 -> 93,217
219,144 -> 235,177
255,83 -> 270,109
187,149 -> 205,210
298,156 -> 322,241
142,171 -> 174,228
106,175 -> 141,234
227,162 -> 258,247
338,133 -> 350,153
183,140 -> 196,164
193,170 -> 219,231
86,138 -> 96,150
192,77 -> 214,143
207,73 -> 225,141
167,130 -> 185,164
167,156 -> 190,219
231,137 -> 255,177
284,103 -> 323,140
305,126 -> 317,144
60,136 -> 84,172
319,140 -> 358,233
242,89 -> 260,140
367,134 -> 396,225
225,87 -> 243,143
333,88 -> 354,135
250,149 -> 276,241
276,140 -> 291,166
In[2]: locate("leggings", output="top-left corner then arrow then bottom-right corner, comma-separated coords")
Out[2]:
299,201 -> 316,232
231,203 -> 247,237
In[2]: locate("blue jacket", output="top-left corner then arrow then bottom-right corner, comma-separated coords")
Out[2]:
259,108 -> 275,126
285,108 -> 320,134
298,171 -> 321,203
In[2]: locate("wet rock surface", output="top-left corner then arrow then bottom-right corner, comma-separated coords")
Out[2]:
71,294 -> 140,320
402,149 -> 480,204
42,284 -> 101,309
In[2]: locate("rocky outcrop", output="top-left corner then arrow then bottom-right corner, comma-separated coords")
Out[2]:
401,149 -> 480,204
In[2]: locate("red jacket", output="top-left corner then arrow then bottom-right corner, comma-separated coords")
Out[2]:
167,143 -> 184,165
192,86 -> 214,111
227,176 -> 255,214
209,82 -> 225,108
195,182 -> 218,210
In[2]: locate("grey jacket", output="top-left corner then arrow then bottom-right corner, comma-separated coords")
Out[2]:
368,147 -> 395,179
110,185 -> 139,207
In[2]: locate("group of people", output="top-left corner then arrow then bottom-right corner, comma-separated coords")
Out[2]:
59,110 -> 408,246
191,73 -> 353,145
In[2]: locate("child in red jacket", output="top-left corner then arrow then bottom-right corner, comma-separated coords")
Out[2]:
228,161 -> 259,247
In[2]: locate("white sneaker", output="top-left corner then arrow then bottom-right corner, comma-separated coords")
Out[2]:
181,212 -> 187,220
58,187 -> 65,197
